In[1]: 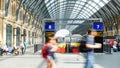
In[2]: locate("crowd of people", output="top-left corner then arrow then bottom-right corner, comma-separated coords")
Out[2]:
0,40 -> 27,56
103,38 -> 120,53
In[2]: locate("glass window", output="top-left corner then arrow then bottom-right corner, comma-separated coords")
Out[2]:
5,0 -> 9,16
12,2 -> 15,16
28,17 -> 30,26
28,31 -> 31,45
16,27 -> 20,46
114,22 -> 118,35
32,32 -> 34,44
32,20 -> 34,28
0,0 -> 1,9
108,24 -> 112,31
23,29 -> 26,42
6,24 -> 12,47
19,10 -> 23,20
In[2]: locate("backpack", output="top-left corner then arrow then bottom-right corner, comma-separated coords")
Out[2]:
41,44 -> 49,59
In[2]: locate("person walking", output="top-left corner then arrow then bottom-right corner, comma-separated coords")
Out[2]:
85,29 -> 101,68
42,35 -> 58,68
113,39 -> 118,52
0,41 -> 3,56
23,41 -> 28,54
20,40 -> 25,55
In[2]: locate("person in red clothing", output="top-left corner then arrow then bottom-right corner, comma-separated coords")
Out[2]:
42,35 -> 58,68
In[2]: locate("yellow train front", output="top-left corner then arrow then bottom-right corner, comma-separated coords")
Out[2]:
56,35 -> 83,53
56,33 -> 103,53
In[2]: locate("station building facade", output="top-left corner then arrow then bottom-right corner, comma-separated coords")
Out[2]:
0,0 -> 42,47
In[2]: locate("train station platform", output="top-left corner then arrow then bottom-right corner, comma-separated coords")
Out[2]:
0,52 -> 120,68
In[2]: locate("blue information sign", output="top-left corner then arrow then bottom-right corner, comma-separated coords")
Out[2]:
45,22 -> 55,31
93,22 -> 103,31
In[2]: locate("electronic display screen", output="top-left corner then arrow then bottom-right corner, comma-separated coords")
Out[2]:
45,22 -> 55,31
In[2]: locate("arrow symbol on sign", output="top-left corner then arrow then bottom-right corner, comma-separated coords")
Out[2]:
97,25 -> 100,29
49,25 -> 52,29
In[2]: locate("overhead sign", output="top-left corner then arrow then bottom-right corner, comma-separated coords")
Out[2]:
45,22 -> 55,31
93,22 -> 103,31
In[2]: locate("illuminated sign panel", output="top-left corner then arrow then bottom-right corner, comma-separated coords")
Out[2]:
93,22 -> 103,31
45,22 -> 55,31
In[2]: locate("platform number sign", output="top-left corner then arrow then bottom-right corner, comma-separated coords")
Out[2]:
93,22 -> 103,31
45,22 -> 55,31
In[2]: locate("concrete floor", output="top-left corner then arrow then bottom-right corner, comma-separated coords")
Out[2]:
0,52 -> 120,68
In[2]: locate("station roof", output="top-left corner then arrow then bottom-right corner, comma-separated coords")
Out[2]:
22,0 -> 120,34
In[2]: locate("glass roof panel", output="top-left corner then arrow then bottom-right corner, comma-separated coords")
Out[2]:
45,0 -> 49,3
88,1 -> 93,5
44,0 -> 110,31
91,2 -> 97,7
69,25 -> 79,31
67,20 -> 73,24
94,5 -> 100,10
73,20 -> 85,24
99,1 -> 105,7
80,2 -> 85,5
59,0 -> 65,2
93,0 -> 101,3
103,0 -> 110,3
81,0 -> 87,2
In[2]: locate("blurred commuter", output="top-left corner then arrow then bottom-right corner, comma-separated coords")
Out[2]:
42,35 -> 58,68
11,42 -> 20,55
11,42 -> 17,53
23,41 -> 28,54
85,29 -> 101,68
0,41 -> 3,56
3,44 -> 8,52
113,39 -> 118,52
20,40 -> 25,54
